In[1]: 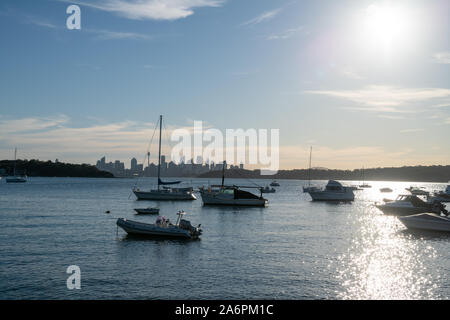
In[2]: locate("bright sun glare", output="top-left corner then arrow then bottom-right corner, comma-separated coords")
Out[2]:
363,3 -> 413,52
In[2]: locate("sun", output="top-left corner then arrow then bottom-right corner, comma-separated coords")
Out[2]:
363,3 -> 412,51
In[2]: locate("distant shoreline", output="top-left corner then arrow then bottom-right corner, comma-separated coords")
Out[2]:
196,165 -> 450,183
0,159 -> 113,178
1,160 -> 449,182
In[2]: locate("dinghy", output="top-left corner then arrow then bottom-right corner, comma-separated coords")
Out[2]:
117,211 -> 202,239
134,207 -> 160,214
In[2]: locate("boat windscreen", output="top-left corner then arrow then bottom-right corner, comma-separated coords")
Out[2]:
409,196 -> 429,207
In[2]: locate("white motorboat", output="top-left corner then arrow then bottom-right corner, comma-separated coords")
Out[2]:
261,186 -> 276,193
307,180 -> 355,201
134,207 -> 160,214
117,211 -> 202,239
270,181 -> 280,187
375,195 -> 434,216
200,162 -> 268,207
432,184 -> 450,202
132,115 -> 196,201
6,148 -> 27,183
398,213 -> 450,233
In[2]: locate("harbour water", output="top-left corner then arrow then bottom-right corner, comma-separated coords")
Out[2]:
0,177 -> 448,299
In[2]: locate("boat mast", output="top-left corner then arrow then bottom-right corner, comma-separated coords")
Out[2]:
157,115 -> 162,190
308,146 -> 312,187
13,147 -> 17,176
362,166 -> 365,185
221,161 -> 226,187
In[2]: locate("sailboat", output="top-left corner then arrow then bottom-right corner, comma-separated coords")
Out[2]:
303,146 -> 319,193
199,161 -> 268,206
358,166 -> 372,188
6,148 -> 27,183
132,115 -> 197,201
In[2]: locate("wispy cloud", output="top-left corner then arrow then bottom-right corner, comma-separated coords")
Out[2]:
432,52 -> 450,64
0,115 -> 214,164
240,8 -> 282,27
87,28 -> 154,40
229,69 -> 259,78
25,13 -> 154,40
306,85 -> 450,113
0,115 -> 69,135
265,27 -> 305,40
28,19 -> 58,29
339,68 -> 365,80
400,128 -> 424,133
66,0 -> 225,21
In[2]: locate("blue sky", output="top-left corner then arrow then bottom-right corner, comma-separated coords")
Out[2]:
0,0 -> 449,169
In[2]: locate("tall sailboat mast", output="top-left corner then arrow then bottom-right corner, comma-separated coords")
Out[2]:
13,147 -> 17,176
221,161 -> 226,187
362,166 -> 365,185
308,146 -> 312,187
157,115 -> 162,190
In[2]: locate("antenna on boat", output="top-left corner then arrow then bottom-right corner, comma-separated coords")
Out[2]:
221,161 -> 226,187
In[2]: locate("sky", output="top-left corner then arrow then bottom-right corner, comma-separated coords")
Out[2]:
0,0 -> 449,170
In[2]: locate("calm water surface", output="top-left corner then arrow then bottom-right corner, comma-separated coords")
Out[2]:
0,177 -> 448,299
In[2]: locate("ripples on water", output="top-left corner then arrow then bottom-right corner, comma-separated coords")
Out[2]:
0,178 -> 448,299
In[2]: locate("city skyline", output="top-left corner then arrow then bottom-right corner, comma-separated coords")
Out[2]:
0,0 -> 449,170
95,154 -> 244,177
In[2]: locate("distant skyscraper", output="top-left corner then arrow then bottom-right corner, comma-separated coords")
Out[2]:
131,157 -> 137,171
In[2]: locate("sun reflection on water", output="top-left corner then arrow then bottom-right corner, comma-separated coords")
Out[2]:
334,200 -> 440,299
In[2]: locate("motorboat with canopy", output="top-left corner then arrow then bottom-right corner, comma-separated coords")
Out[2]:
375,194 -> 436,216
307,180 -> 355,201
